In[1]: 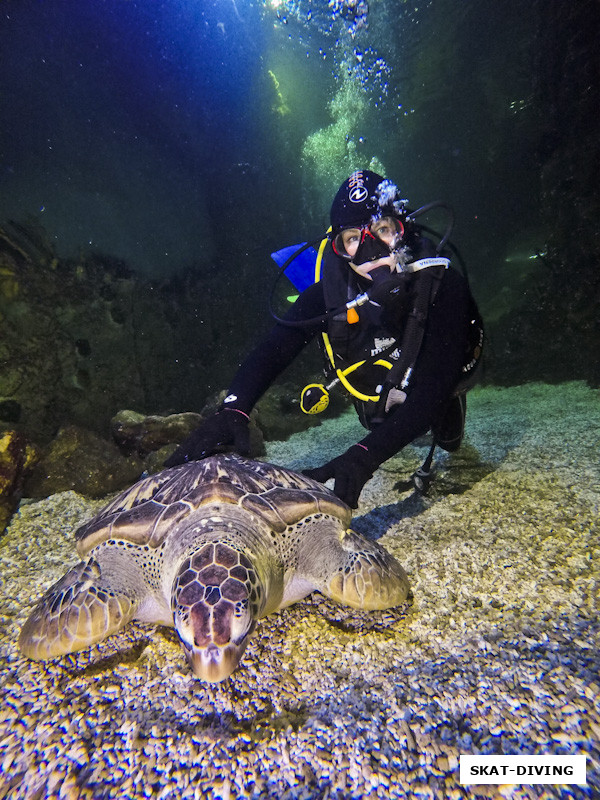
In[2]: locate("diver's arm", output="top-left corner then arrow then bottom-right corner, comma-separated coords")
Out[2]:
165,282 -> 326,467
224,281 -> 326,413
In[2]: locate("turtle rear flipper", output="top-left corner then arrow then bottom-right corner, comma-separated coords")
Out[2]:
19,559 -> 135,660
322,529 -> 410,610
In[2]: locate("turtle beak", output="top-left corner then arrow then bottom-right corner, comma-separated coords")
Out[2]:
185,640 -> 250,683
175,618 -> 257,682
171,546 -> 261,681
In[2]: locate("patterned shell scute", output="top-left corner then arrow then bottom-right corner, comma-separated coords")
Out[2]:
74,454 -> 351,553
241,487 -> 350,533
76,497 -> 195,554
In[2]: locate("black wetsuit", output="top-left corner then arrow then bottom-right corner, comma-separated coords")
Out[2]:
226,260 -> 475,469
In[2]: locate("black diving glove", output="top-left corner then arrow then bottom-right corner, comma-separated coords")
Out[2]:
302,444 -> 378,509
164,408 -> 251,467
366,268 -> 410,325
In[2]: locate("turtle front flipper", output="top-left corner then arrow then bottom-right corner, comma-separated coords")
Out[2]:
317,529 -> 410,610
19,559 -> 136,660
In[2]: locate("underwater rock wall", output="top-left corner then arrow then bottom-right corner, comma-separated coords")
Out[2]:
0,222 -> 234,443
485,0 -> 600,387
0,222 -> 329,522
393,0 -> 599,387
0,430 -> 38,534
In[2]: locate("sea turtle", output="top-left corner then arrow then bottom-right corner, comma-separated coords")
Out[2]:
19,455 -> 409,682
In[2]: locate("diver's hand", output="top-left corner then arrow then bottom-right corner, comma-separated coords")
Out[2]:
367,273 -> 410,323
367,273 -> 407,304
164,408 -> 250,467
302,444 -> 377,508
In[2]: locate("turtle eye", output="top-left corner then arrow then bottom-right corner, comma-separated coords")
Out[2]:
176,627 -> 193,651
231,619 -> 256,646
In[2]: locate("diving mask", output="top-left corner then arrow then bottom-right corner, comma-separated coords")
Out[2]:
332,216 -> 405,266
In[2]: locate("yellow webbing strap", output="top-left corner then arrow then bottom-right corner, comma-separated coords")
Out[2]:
316,229 -> 392,404
314,230 -> 329,283
335,359 -> 392,402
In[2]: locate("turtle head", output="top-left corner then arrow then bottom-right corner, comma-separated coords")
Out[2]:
171,542 -> 262,682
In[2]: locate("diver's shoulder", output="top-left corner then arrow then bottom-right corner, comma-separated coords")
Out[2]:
298,279 -> 326,306
440,263 -> 472,303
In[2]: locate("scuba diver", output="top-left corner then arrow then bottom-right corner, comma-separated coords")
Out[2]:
166,170 -> 484,508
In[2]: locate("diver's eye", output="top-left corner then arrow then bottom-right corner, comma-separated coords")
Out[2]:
372,222 -> 393,239
341,229 -> 361,252
371,217 -> 400,242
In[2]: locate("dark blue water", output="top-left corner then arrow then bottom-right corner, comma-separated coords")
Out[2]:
1,0 -> 542,296
2,0 -> 270,273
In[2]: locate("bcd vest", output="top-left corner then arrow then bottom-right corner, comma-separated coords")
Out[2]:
318,243 -> 483,427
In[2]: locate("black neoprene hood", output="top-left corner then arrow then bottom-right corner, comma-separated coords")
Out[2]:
330,170 -> 386,233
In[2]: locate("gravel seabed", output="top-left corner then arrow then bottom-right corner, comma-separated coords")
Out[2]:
1,381 -> 598,799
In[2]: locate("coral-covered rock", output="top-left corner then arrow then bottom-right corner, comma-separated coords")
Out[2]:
111,403 -> 266,467
110,410 -> 204,456
0,429 -> 39,533
25,426 -> 144,499
0,223 -> 248,443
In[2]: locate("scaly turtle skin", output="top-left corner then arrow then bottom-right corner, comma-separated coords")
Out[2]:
19,455 -> 409,682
